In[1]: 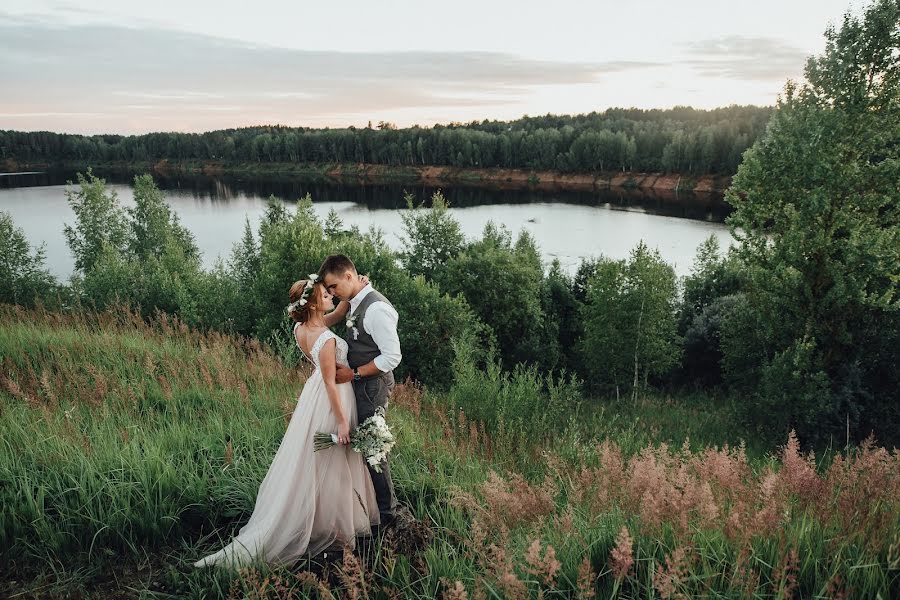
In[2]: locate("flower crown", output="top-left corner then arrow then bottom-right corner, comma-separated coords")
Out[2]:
285,274 -> 320,315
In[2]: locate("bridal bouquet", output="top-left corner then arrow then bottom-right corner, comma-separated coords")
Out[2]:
313,407 -> 395,473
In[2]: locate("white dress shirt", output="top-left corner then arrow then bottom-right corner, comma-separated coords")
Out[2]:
349,284 -> 402,373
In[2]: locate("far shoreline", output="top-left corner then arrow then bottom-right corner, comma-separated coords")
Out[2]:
3,159 -> 732,197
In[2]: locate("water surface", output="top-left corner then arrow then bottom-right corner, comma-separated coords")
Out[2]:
0,170 -> 734,280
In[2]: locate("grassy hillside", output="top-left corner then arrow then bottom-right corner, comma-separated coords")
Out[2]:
1,304 -> 897,598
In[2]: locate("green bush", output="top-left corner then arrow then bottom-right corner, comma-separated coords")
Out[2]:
398,190 -> 464,282
445,330 -> 582,439
438,223 -> 554,369
0,211 -> 58,307
63,172 -> 207,324
542,260 -> 584,374
678,236 -> 743,387
681,294 -> 742,387
380,271 -> 490,389
579,242 -> 681,397
62,169 -> 128,274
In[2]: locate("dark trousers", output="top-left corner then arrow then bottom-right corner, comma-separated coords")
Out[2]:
353,370 -> 398,523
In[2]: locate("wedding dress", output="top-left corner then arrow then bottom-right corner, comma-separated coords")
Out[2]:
193,326 -> 379,568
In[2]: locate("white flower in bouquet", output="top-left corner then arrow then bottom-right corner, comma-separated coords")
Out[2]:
313,407 -> 395,472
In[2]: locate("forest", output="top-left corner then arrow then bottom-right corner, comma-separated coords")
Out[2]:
1,106 -> 772,175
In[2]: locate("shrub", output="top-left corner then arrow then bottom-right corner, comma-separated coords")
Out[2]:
398,190 -> 464,282
379,271 -> 490,389
579,242 -> 681,397
438,223 -> 552,369
0,211 -> 58,307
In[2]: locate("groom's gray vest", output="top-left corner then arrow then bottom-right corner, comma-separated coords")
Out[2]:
346,289 -> 395,370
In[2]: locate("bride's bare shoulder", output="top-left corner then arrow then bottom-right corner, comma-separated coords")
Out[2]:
295,324 -> 327,353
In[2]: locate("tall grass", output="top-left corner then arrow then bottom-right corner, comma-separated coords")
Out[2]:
1,304 -> 897,598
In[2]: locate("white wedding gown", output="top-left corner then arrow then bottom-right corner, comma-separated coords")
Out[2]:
194,327 -> 379,569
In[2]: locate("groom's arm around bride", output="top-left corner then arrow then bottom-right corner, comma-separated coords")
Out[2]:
319,254 -> 401,526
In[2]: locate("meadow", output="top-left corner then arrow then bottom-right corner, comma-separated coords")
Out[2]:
1,303 -> 896,599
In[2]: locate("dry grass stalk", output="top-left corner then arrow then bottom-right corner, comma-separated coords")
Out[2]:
652,546 -> 692,599
39,369 -> 57,405
2,375 -> 35,407
523,539 -> 561,586
476,471 -> 556,530
609,526 -> 635,580
772,546 -> 799,599
576,555 -> 596,599
337,546 -> 367,600
224,439 -> 234,466
391,378 -> 423,420
295,571 -> 333,599
157,374 -> 173,402
441,579 -> 469,600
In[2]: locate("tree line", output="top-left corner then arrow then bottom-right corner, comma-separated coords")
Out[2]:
1,105 -> 772,175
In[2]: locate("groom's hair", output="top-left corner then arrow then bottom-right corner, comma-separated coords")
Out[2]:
319,254 -> 357,278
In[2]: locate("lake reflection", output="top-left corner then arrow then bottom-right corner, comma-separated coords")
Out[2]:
0,170 -> 734,280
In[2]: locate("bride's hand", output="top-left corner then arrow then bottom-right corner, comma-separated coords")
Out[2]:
335,364 -> 353,384
358,274 -> 370,286
338,420 -> 351,445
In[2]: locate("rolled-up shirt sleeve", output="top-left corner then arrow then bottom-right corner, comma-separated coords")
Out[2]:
364,302 -> 402,372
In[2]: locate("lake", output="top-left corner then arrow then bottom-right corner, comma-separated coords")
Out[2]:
0,169 -> 734,280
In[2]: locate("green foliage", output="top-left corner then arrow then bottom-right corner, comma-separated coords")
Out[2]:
438,223 -> 554,369
398,190 -> 464,281
579,242 -> 681,395
62,171 -> 207,325
251,196 -> 328,339
72,241 -> 138,310
216,218 -> 263,335
756,338 -> 834,441
193,260 -> 250,335
323,207 -> 343,238
0,211 -> 58,307
380,272 -> 489,389
252,194 -> 402,340
681,294 -> 743,388
125,173 -> 199,263
62,169 -> 128,273
542,260 -> 584,373
718,293 -> 770,391
678,235 -> 741,328
678,236 -> 743,386
724,0 -> 899,444
446,329 -> 582,438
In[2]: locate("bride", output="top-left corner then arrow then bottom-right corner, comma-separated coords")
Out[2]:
193,275 -> 379,569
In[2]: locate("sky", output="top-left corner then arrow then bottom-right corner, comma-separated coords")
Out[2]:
0,0 -> 861,135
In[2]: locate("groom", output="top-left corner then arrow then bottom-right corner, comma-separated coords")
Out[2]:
319,254 -> 400,528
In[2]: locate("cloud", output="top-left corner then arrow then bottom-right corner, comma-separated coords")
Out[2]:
681,35 -> 810,81
0,16 -> 662,133
0,111 -> 104,117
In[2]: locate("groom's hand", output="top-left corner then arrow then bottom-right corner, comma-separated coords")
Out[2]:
335,364 -> 353,384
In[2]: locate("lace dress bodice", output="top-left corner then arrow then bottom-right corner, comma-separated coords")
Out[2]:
294,323 -> 349,370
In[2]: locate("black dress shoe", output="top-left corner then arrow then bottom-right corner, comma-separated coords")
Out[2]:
379,513 -> 396,529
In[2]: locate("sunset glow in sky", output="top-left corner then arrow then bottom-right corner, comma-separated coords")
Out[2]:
1,0 -> 861,134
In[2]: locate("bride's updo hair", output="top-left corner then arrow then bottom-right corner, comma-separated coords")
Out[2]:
287,279 -> 322,324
